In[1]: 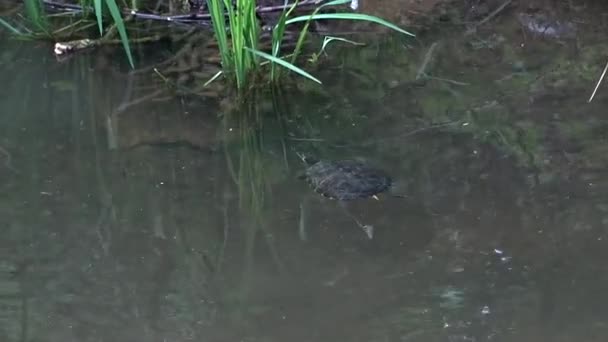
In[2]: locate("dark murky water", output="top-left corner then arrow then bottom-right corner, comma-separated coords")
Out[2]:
2,1 -> 608,341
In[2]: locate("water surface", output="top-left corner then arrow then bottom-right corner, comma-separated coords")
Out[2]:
2,1 -> 608,341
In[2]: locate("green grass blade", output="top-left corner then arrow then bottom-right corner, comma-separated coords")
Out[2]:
245,47 -> 321,84
103,0 -> 134,68
270,0 -> 299,81
206,0 -> 230,69
93,0 -> 103,34
245,0 -> 260,48
24,0 -> 48,31
272,0 -> 299,57
285,0 -> 354,66
320,36 -> 364,53
23,0 -> 40,22
286,13 -> 415,36
224,0 -> 244,87
0,18 -> 23,35
243,0 -> 260,69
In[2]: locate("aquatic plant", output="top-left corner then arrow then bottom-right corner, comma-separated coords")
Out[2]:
205,0 -> 414,90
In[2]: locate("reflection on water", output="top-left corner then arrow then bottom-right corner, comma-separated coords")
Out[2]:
2,2 -> 608,341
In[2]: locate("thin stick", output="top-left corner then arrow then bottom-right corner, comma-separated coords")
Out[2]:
589,59 -> 608,102
425,75 -> 469,86
465,0 -> 512,34
416,42 -> 439,80
114,89 -> 166,114
475,0 -> 512,27
42,0 -> 324,24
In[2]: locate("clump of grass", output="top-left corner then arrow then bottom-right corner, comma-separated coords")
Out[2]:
206,0 -> 263,89
206,0 -> 415,90
5,0 -> 414,91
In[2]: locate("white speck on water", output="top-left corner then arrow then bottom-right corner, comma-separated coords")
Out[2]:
481,306 -> 490,315
494,249 -> 503,255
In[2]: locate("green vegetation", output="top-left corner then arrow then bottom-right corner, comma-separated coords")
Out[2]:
206,0 -> 414,90
1,0 -> 413,92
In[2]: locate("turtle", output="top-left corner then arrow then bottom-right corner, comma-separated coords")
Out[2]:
300,157 -> 393,201
296,154 -> 402,240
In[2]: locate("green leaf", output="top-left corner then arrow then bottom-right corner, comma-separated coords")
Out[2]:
286,13 -> 415,37
270,0 -> 299,81
103,0 -> 134,68
0,18 -> 22,35
319,36 -> 364,54
244,47 -> 322,84
94,0 -> 103,35
24,0 -> 48,31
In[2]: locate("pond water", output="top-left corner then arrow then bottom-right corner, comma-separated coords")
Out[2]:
2,1 -> 608,341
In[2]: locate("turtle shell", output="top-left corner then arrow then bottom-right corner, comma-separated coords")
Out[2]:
303,159 -> 392,200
